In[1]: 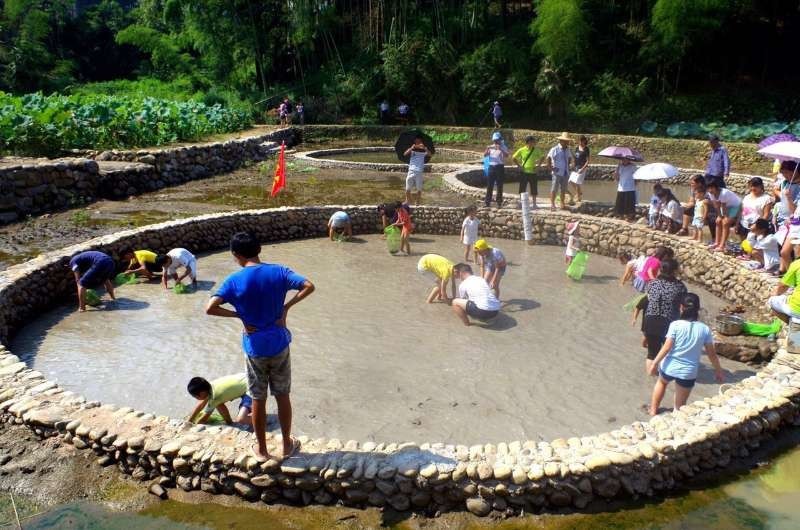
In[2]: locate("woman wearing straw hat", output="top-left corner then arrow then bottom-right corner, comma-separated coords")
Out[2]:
547,132 -> 575,211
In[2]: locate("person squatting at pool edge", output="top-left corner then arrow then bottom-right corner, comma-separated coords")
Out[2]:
187,373 -> 253,427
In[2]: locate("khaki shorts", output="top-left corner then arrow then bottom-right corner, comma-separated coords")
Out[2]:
245,347 -> 291,400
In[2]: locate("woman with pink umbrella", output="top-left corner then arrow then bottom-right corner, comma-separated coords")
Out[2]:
599,146 -> 644,221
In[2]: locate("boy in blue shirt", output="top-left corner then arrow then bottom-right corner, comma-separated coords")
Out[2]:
205,232 -> 315,461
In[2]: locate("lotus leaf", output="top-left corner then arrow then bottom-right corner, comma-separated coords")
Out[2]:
640,121 -> 658,134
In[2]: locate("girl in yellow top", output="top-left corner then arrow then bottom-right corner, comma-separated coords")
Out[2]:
417,254 -> 455,303
121,248 -> 161,279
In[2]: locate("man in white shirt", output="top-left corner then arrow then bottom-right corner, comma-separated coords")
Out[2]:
547,132 -> 575,211
450,263 -> 501,326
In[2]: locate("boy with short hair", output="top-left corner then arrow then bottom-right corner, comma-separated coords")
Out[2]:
187,373 -> 253,426
205,232 -> 315,461
155,248 -> 197,289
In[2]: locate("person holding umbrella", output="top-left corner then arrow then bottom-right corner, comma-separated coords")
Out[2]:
614,158 -> 638,221
705,134 -> 730,189
403,135 -> 431,205
547,133 -> 574,210
484,132 -> 510,208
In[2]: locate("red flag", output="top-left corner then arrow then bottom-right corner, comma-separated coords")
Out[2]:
270,141 -> 286,197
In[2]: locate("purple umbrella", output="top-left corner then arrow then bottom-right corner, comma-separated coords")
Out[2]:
758,133 -> 797,150
597,146 -> 644,162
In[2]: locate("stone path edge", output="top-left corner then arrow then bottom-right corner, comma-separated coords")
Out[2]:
0,205 -> 798,516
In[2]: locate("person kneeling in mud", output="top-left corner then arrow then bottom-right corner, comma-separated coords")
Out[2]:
187,373 -> 253,427
450,263 -> 501,326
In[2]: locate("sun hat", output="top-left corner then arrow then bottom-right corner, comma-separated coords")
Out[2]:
474,239 -> 491,251
567,221 -> 580,234
491,131 -> 502,141
556,132 -> 572,142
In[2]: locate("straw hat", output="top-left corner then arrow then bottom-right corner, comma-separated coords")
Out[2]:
567,221 -> 580,234
474,239 -> 491,251
556,132 -> 573,142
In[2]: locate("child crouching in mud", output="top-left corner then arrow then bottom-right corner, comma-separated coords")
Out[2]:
565,221 -> 580,265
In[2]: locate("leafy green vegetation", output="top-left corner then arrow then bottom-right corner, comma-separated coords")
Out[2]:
0,91 -> 251,155
640,120 -> 800,143
424,130 -> 471,144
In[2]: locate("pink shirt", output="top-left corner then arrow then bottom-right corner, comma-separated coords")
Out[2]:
639,256 -> 661,282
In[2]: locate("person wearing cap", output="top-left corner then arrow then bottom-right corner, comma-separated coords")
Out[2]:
565,221 -> 580,265
547,133 -> 575,210
450,263 -> 502,326
705,134 -> 730,189
474,239 -> 507,298
513,135 -> 541,207
770,242 -> 800,322
491,101 -> 503,128
484,132 -> 510,208
648,292 -> 724,416
417,254 -> 455,303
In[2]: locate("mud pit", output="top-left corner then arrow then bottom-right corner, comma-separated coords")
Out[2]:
11,235 -> 750,445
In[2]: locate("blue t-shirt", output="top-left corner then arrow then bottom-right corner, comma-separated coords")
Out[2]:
660,320 -> 714,380
215,264 -> 307,358
69,251 -> 112,273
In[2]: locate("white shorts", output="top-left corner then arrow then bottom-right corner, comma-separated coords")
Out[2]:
406,170 -> 423,192
463,236 -> 477,246
769,295 -> 800,319
171,258 -> 197,280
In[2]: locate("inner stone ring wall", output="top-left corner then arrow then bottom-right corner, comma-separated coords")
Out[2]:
292,147 -> 482,173
1,206 -> 799,516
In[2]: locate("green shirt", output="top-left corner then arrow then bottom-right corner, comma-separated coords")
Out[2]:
513,146 -> 537,173
783,260 -> 800,314
203,373 -> 247,414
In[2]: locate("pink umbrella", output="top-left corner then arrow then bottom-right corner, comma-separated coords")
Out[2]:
597,146 -> 644,162
757,141 -> 800,162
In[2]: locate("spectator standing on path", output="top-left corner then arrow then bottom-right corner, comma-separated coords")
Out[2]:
569,135 -> 590,203
404,135 -> 430,205
513,135 -> 540,207
397,102 -> 410,125
484,132 -> 510,207
491,101 -> 502,128
295,101 -> 305,125
547,133 -> 574,210
205,232 -> 315,461
379,100 -> 390,124
705,134 -> 730,189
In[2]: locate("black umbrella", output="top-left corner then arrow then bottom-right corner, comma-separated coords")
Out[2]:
395,129 -> 435,163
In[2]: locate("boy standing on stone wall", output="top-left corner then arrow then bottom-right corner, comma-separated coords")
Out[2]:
205,232 -> 315,460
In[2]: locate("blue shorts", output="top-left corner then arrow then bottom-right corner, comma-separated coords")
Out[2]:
488,265 -> 506,277
79,258 -> 115,289
239,394 -> 253,411
659,369 -> 696,389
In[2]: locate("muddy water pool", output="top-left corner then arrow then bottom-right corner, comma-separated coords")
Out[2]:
12,235 -> 747,445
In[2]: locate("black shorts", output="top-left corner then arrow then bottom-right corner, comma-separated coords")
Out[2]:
615,191 -> 637,216
466,301 -> 499,321
645,333 -> 665,360
518,172 -> 538,196
735,223 -> 749,237
144,261 -> 163,273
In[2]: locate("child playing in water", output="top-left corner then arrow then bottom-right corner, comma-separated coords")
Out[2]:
155,248 -> 197,289
121,248 -> 162,280
634,246 -> 670,292
648,184 -> 663,228
393,202 -> 413,255
474,239 -> 507,298
187,373 -> 253,426
461,206 -> 480,262
327,210 -> 352,241
417,254 -> 455,302
619,251 -> 646,286
565,221 -> 580,265
691,186 -> 709,242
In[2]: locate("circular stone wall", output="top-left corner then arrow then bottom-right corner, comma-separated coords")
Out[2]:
1,205 -> 799,517
294,147 -> 481,172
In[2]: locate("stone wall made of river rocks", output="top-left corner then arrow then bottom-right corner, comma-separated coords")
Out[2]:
0,129 -> 294,225
0,205 -> 799,518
